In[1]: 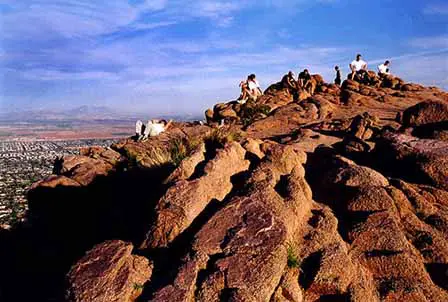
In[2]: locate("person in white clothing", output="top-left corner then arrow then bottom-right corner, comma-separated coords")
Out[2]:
141,119 -> 173,140
247,74 -> 262,100
378,60 -> 391,77
238,74 -> 262,102
135,120 -> 143,137
349,54 -> 368,81
135,120 -> 146,140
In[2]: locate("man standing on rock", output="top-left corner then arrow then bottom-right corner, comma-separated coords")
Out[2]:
334,66 -> 342,86
349,54 -> 368,81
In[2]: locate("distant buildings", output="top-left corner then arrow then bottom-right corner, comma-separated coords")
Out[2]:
0,139 -> 118,229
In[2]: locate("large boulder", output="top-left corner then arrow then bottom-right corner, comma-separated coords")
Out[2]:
59,155 -> 115,186
348,112 -> 380,140
306,146 -> 448,301
402,100 -> 448,127
79,147 -> 124,166
151,145 -> 313,302
374,132 -> 448,190
66,240 -> 153,302
246,95 -> 336,139
30,175 -> 81,189
259,83 -> 294,111
141,142 -> 250,248
381,75 -> 404,89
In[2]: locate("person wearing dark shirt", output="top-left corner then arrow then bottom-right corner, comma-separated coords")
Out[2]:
281,71 -> 296,90
298,69 -> 315,94
298,69 -> 311,88
281,71 -> 298,99
334,66 -> 342,86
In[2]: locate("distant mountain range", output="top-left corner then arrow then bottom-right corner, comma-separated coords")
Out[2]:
0,106 -> 202,122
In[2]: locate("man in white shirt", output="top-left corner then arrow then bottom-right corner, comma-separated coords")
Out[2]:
349,54 -> 368,81
378,60 -> 391,77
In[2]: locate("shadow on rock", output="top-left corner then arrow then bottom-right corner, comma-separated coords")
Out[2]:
0,163 -> 174,302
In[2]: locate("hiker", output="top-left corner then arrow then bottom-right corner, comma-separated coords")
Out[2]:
281,71 -> 296,90
135,120 -> 146,140
349,54 -> 368,82
281,71 -> 298,97
237,74 -> 262,103
298,69 -> 314,94
141,119 -> 173,140
334,66 -> 342,86
378,60 -> 391,77
237,79 -> 250,103
247,74 -> 262,100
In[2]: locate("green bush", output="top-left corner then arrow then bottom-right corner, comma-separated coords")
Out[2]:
287,243 -> 300,269
240,102 -> 271,127
205,128 -> 243,149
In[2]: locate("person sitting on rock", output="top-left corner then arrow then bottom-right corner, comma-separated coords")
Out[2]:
238,74 -> 262,103
298,69 -> 315,94
281,71 -> 298,95
349,54 -> 368,82
135,120 -> 146,141
237,79 -> 250,104
247,74 -> 263,101
141,119 -> 173,140
377,60 -> 391,77
334,66 -> 342,86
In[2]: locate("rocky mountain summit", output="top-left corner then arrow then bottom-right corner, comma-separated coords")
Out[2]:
0,74 -> 447,302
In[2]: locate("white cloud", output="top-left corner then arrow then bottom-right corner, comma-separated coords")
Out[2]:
2,1 -> 138,39
21,69 -> 120,81
131,21 -> 178,30
409,35 -> 448,49
393,53 -> 448,88
140,0 -> 168,11
423,3 -> 448,15
368,50 -> 448,89
194,1 -> 241,18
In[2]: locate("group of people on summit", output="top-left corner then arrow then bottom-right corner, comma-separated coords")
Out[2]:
136,53 -> 394,138
134,119 -> 173,140
346,53 -> 391,83
237,53 -> 392,104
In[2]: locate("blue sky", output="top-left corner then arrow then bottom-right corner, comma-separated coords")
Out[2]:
0,0 -> 447,115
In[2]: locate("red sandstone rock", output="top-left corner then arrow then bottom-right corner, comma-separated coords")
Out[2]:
142,142 -> 250,249
19,74 -> 448,302
59,155 -> 115,186
402,100 -> 448,127
30,175 -> 81,189
375,132 -> 448,190
151,145 -> 313,302
66,240 -> 152,302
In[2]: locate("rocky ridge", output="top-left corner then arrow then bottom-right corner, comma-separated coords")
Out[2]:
0,74 -> 447,302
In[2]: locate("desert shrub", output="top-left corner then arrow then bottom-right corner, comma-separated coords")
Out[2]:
204,128 -> 243,150
169,136 -> 203,166
138,146 -> 172,168
240,102 -> 271,127
133,283 -> 145,290
169,138 -> 188,166
287,243 -> 300,269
